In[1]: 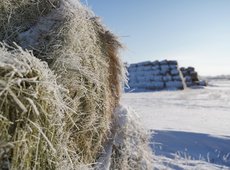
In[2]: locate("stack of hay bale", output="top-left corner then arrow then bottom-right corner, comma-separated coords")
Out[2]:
127,60 -> 207,91
180,67 -> 207,87
0,0 -> 153,169
127,60 -> 184,91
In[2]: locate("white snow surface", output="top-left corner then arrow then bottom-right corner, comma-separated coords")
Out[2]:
122,79 -> 230,170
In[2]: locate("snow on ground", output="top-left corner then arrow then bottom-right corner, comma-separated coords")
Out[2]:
121,79 -> 230,170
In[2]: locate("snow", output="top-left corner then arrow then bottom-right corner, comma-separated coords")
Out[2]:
96,105 -> 153,170
122,79 -> 230,169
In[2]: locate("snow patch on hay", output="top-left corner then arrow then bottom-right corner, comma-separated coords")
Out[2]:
110,105 -> 153,170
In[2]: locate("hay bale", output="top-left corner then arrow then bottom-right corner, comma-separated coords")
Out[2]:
50,13 -> 124,165
128,67 -> 137,72
198,80 -> 207,86
129,63 -> 138,68
169,64 -> 178,70
0,45 -> 90,170
152,76 -> 163,81
191,72 -> 199,81
163,75 -> 172,81
0,0 -> 61,43
160,66 -> 170,75
0,2 -> 155,169
181,70 -> 188,76
170,69 -> 179,76
0,0 -> 126,164
168,60 -> 178,65
160,65 -> 170,71
151,69 -> 161,75
137,61 -> 152,66
152,65 -> 160,70
110,105 -> 153,170
142,66 -> 153,71
187,67 -> 195,72
166,81 -> 184,89
186,81 -> 193,87
152,60 -> 159,66
151,81 -> 165,90
180,67 -> 186,71
159,60 -> 168,65
172,75 -> 182,81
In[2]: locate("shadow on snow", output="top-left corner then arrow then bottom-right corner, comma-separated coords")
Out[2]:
150,130 -> 230,167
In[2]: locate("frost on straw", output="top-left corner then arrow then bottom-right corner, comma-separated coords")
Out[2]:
0,45 -> 90,170
0,0 -> 61,42
110,105 -> 154,170
0,0 -> 152,169
0,0 -> 125,164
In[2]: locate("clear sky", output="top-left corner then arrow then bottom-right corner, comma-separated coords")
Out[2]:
82,0 -> 230,76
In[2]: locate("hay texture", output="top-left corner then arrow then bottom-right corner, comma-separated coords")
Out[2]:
110,105 -> 153,170
0,0 -> 60,42
0,0 -> 125,164
0,0 -> 153,169
0,45 -> 65,169
0,45 -> 94,170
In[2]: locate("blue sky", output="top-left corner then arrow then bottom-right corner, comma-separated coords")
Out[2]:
82,0 -> 230,76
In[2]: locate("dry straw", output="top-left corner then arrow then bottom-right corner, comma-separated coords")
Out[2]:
0,0 -> 152,169
0,0 -> 60,43
0,44 -> 93,170
45,2 -> 125,163
0,0 -> 125,164
0,45 -> 63,169
110,106 -> 153,170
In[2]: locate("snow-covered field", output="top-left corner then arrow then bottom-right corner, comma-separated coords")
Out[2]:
122,79 -> 230,170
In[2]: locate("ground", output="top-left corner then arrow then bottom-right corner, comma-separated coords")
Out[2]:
122,79 -> 230,170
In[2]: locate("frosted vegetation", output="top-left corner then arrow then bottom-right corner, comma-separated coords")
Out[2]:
0,0 -> 152,169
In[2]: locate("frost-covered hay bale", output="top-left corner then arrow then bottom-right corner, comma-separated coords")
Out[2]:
198,80 -> 207,86
0,0 -> 125,164
163,75 -> 172,81
152,75 -> 163,81
169,64 -> 178,69
166,81 -> 184,90
172,75 -> 182,81
150,81 -> 165,90
110,105 -> 153,170
137,61 -> 152,67
0,45 -> 77,170
49,9 -> 124,163
168,60 -> 178,65
170,69 -> 180,76
152,64 -> 160,70
160,64 -> 170,71
0,0 -> 60,42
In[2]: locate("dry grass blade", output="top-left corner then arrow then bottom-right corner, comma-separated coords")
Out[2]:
0,45 -> 89,170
